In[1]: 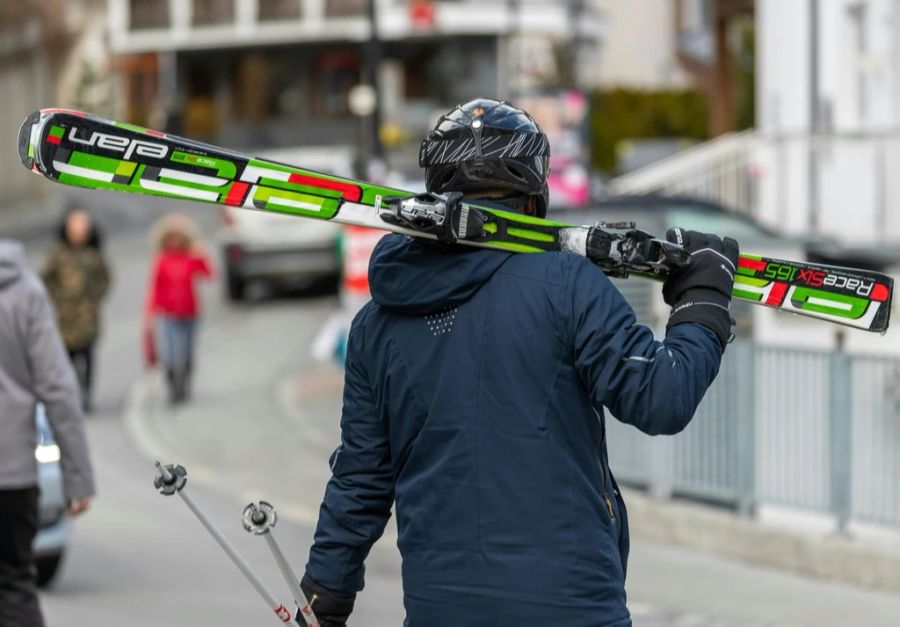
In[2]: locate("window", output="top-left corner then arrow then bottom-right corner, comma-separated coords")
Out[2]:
192,0 -> 235,26
309,51 -> 361,117
325,0 -> 367,18
129,0 -> 170,30
258,0 -> 301,21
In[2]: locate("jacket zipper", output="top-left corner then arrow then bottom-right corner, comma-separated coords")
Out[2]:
597,411 -> 615,524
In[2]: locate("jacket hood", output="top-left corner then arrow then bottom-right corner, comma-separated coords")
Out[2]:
0,240 -> 24,289
369,234 -> 512,315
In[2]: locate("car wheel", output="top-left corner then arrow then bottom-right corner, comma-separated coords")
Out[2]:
226,268 -> 246,302
36,551 -> 64,588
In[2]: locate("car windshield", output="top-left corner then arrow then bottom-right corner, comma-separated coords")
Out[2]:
665,207 -> 773,241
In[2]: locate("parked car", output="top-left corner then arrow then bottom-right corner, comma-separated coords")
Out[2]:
33,404 -> 69,588
219,147 -> 353,301
554,194 -> 777,238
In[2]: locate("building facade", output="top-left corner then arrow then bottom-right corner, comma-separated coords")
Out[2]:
0,0 -> 109,211
106,0 -> 605,172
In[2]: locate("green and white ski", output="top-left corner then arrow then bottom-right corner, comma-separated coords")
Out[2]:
18,108 -> 893,332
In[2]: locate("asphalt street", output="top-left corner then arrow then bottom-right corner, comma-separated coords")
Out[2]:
14,191 -> 900,626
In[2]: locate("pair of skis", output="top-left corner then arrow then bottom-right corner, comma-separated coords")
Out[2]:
17,108 -> 894,332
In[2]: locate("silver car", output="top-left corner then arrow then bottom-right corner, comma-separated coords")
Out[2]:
33,404 -> 69,587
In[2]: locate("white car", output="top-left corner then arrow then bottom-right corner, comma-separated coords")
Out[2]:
219,147 -> 352,300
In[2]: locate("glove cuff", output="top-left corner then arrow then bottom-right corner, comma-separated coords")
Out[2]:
667,288 -> 734,349
300,574 -> 355,624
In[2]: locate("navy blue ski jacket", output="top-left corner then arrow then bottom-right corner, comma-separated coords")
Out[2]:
306,233 -> 723,626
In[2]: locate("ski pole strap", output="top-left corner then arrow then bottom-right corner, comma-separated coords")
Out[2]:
380,192 -> 486,243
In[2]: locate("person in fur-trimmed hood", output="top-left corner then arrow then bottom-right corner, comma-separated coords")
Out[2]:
144,213 -> 214,405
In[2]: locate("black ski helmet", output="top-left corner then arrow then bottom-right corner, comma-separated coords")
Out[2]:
419,99 -> 550,218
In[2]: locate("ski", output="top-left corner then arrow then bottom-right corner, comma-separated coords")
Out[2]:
18,108 -> 893,333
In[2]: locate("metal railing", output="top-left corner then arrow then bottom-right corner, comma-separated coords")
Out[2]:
606,130 -> 759,215
605,129 -> 900,244
606,341 -> 900,530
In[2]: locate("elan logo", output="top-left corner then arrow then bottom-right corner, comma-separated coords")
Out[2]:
68,127 -> 168,160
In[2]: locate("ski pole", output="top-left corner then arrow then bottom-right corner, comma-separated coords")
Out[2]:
243,501 -> 319,627
153,462 -> 295,624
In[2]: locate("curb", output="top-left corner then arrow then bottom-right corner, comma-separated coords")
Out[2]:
120,367 -> 356,532
122,370 -> 167,463
120,370 -> 239,492
623,488 -> 900,594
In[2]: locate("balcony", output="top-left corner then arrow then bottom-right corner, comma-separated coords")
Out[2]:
258,0 -> 302,21
110,0 -> 600,53
325,0 -> 366,18
192,0 -> 235,26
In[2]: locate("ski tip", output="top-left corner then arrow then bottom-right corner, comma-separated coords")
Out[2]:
39,107 -> 88,117
17,111 -> 41,171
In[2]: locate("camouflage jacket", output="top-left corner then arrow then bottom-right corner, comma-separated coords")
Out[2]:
41,244 -> 111,350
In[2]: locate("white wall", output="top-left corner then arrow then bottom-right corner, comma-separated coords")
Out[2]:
593,0 -> 690,88
755,0 -> 900,244
757,0 -> 810,133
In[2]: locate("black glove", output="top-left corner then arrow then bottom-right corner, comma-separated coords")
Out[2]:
297,574 -> 355,627
662,228 -> 739,348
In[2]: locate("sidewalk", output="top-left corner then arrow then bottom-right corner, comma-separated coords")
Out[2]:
625,487 -> 900,595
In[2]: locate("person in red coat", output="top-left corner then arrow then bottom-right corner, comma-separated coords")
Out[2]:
144,213 -> 213,404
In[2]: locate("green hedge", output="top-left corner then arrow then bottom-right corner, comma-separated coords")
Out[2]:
589,88 -> 709,173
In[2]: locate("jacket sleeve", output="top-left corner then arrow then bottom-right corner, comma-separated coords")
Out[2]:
192,252 -> 214,279
26,280 -> 96,500
306,316 -> 394,594
569,256 -> 724,435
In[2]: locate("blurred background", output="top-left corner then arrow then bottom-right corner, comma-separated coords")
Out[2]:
3,1 -> 900,626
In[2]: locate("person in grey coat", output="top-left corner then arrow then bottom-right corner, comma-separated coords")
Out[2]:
0,239 -> 95,627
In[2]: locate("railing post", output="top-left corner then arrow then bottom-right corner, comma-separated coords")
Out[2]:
829,340 -> 853,533
734,341 -> 756,516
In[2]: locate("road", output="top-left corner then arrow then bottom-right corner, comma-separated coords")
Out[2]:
16,192 -> 900,626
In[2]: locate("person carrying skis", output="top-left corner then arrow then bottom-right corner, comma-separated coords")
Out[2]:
300,99 -> 739,626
